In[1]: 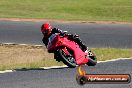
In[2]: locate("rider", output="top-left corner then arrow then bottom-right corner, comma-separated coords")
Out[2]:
41,22 -> 88,52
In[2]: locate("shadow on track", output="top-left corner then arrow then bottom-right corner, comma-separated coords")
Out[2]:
14,67 -> 69,71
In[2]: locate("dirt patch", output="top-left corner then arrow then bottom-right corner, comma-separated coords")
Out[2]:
0,44 -> 55,69
0,18 -> 132,24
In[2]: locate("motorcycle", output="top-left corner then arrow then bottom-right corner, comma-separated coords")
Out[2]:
47,32 -> 97,68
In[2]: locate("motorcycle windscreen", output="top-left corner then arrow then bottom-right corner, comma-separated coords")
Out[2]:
47,33 -> 58,50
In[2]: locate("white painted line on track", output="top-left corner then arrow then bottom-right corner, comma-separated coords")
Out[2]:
0,70 -> 13,74
0,58 -> 131,74
34,45 -> 43,47
0,43 -> 43,46
97,57 -> 132,63
19,44 -> 28,45
40,65 -> 68,70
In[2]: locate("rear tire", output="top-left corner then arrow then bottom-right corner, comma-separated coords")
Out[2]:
87,49 -> 97,66
87,56 -> 97,66
57,48 -> 76,68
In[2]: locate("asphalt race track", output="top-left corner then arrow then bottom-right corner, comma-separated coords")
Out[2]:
0,20 -> 132,88
0,59 -> 132,88
0,20 -> 132,48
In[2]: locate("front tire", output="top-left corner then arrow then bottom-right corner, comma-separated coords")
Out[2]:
57,48 -> 76,68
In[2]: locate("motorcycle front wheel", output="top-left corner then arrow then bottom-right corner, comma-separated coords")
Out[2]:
57,47 -> 76,68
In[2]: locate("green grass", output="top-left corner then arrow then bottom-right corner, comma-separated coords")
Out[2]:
0,0 -> 132,22
0,59 -> 64,71
92,48 -> 132,61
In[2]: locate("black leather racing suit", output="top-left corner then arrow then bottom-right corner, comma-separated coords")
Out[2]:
42,28 -> 87,51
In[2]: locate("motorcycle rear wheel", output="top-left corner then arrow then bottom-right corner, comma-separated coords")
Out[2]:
87,49 -> 97,66
57,48 -> 76,68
